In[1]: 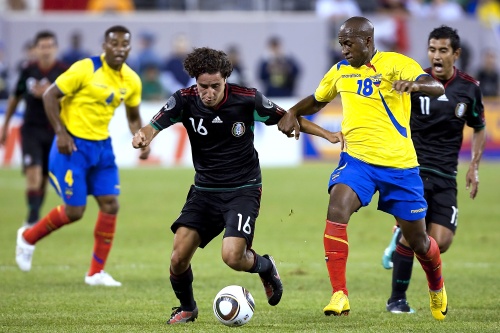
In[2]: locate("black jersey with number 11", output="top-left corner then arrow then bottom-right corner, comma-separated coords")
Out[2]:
410,67 -> 485,178
150,84 -> 286,189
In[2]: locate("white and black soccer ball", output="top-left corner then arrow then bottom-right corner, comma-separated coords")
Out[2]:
213,285 -> 255,327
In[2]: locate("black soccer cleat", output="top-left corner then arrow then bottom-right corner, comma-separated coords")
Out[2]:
166,306 -> 198,324
259,254 -> 283,306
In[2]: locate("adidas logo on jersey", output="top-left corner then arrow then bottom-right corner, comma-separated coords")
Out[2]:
437,94 -> 449,101
212,116 -> 223,123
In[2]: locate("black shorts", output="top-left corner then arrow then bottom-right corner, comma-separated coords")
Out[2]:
421,171 -> 458,233
171,185 -> 262,248
20,125 -> 54,175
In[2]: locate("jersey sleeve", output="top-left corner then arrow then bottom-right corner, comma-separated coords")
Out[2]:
124,70 -> 142,108
253,91 -> 286,125
314,65 -> 338,103
466,84 -> 486,129
150,92 -> 184,131
13,66 -> 29,97
396,54 -> 427,81
55,59 -> 92,96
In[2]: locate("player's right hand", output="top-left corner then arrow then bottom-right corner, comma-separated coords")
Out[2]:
56,131 -> 77,154
132,130 -> 148,148
278,112 -> 301,140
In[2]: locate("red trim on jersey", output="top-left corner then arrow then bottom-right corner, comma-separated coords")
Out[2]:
180,87 -> 198,96
231,86 -> 256,97
458,71 -> 480,86
366,62 -> 377,72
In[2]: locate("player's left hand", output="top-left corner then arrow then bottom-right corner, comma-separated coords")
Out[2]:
326,131 -> 344,149
392,80 -> 420,94
278,112 -> 301,140
465,167 -> 479,199
139,145 -> 151,160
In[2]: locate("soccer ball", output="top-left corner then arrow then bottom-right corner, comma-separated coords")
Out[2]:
213,285 -> 255,327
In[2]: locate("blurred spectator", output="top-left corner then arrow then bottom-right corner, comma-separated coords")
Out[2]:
61,31 -> 90,66
258,36 -> 300,97
17,40 -> 37,71
141,63 -> 166,101
132,31 -> 162,76
315,0 -> 361,19
226,45 -> 249,86
0,42 -> 8,99
87,0 -> 134,12
376,0 -> 410,54
458,41 -> 472,72
315,0 -> 362,66
476,49 -> 500,97
161,34 -> 193,92
476,0 -> 500,27
419,0 -> 465,20
7,0 -> 26,10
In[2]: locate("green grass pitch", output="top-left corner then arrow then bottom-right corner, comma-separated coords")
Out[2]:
1,163 -> 499,332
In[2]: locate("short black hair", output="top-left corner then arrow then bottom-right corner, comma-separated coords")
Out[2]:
34,31 -> 57,46
183,47 -> 233,79
428,25 -> 460,51
104,25 -> 131,41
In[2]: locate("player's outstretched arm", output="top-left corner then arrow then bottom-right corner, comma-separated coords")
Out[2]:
278,95 -> 328,140
392,76 -> 444,97
126,105 -> 151,160
298,117 -> 344,149
132,124 -> 159,149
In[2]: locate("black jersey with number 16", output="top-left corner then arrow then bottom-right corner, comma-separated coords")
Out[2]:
150,84 -> 286,189
410,67 -> 485,178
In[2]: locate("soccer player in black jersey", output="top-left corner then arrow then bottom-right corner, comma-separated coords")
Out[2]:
382,26 -> 486,313
0,31 -> 67,226
132,47 -> 343,324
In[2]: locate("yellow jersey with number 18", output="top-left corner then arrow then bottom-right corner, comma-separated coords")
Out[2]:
314,51 -> 428,168
55,54 -> 142,141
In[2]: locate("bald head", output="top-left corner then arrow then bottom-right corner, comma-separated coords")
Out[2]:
337,16 -> 375,68
339,16 -> 374,39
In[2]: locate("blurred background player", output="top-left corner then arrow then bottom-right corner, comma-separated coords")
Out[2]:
382,25 -> 486,313
14,25 -> 150,287
0,31 -> 67,227
132,47 -> 343,324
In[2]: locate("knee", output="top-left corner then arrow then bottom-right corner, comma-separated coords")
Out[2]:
170,252 -> 191,273
434,235 -> 453,254
405,233 -> 429,255
222,251 -> 246,271
327,205 -> 351,224
65,206 -> 85,222
100,198 -> 119,215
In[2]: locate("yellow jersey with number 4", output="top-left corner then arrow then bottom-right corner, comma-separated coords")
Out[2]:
315,51 -> 429,168
55,54 -> 142,141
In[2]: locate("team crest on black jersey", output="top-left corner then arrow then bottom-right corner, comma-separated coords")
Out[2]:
232,122 -> 246,137
455,103 -> 467,118
165,96 -> 176,110
262,95 -> 274,109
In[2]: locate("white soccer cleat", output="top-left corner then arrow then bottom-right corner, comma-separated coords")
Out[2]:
85,270 -> 122,287
16,226 -> 35,272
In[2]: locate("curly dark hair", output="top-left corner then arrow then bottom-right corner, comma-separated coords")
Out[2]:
183,47 -> 233,79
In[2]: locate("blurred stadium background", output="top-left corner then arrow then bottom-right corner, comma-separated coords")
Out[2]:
1,0 -> 499,168
1,2 -> 500,331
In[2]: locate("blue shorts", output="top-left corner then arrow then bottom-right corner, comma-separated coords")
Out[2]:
328,152 -> 427,221
48,135 -> 119,206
